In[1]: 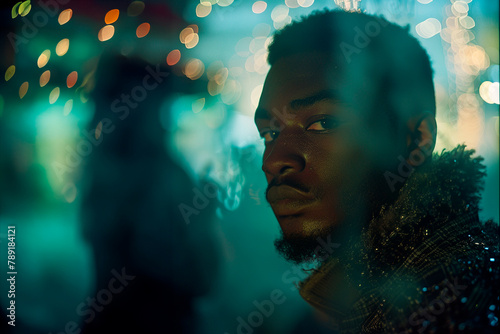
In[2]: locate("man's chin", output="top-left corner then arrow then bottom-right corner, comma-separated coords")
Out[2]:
274,228 -> 338,265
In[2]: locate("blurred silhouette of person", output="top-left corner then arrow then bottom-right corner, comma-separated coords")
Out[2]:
80,54 -> 219,333
254,10 -> 499,333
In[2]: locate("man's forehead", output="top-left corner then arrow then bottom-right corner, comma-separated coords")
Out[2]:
256,53 -> 351,117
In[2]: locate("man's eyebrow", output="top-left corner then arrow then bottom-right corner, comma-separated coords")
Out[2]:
254,89 -> 340,121
290,89 -> 340,110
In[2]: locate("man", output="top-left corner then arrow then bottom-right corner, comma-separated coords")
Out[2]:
254,10 -> 499,333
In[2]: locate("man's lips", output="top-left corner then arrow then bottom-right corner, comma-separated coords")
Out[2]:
266,185 -> 315,217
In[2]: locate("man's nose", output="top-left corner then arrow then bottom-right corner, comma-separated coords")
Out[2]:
262,133 -> 306,178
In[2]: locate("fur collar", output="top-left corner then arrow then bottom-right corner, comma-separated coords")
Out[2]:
298,145 -> 488,327
364,144 -> 486,271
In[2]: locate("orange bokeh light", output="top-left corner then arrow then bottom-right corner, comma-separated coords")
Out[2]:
136,23 -> 150,38
58,9 -> 73,25
19,82 -> 29,99
67,71 -> 78,88
40,70 -> 50,87
167,50 -> 181,66
105,9 -> 119,24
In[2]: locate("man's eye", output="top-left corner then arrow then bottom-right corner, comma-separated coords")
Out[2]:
306,118 -> 338,131
260,130 -> 279,143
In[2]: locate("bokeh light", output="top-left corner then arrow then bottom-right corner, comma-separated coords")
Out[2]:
188,24 -> 199,33
274,16 -> 292,30
49,87 -> 60,104
489,82 -> 500,104
19,82 -> 29,99
416,18 -> 442,38
180,27 -> 194,43
136,23 -> 150,38
63,99 -> 73,116
11,2 -> 21,18
253,25 -> 271,40
196,2 -> 212,18
221,79 -> 242,105
459,16 -> 475,29
214,67 -> 228,85
458,45 -> 490,75
285,0 -> 300,9
452,1 -> 469,16
480,81 -> 500,104
208,80 -> 223,96
252,1 -> 267,14
18,1 -> 31,17
167,49 -> 181,66
56,38 -> 70,56
67,71 -> 78,88
105,9 -> 120,24
192,98 -> 205,113
185,34 -> 199,49
298,0 -> 314,8
40,70 -> 51,87
58,9 -> 73,25
5,65 -> 15,81
271,5 -> 289,22
184,58 -> 205,80
63,183 -> 77,203
218,0 -> 234,6
98,25 -> 115,41
127,1 -> 145,16
207,61 -> 224,80
37,50 -> 51,68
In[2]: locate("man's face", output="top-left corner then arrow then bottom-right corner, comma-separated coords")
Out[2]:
255,52 -> 401,262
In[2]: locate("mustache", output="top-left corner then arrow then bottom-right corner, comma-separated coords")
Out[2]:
265,177 -> 310,201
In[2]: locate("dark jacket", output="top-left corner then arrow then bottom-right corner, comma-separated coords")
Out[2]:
299,146 -> 499,333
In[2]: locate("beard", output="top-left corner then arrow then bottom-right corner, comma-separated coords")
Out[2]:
273,170 -> 394,265
274,234 -> 318,265
274,226 -> 339,265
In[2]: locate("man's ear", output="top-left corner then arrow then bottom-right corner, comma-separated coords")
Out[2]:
406,112 -> 437,167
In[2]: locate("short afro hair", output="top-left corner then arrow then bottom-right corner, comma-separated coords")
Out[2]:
267,10 -> 436,130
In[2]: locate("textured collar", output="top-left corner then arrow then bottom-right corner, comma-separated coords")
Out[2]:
299,145 -> 487,332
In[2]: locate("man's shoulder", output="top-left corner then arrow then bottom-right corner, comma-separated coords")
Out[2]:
386,218 -> 500,333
